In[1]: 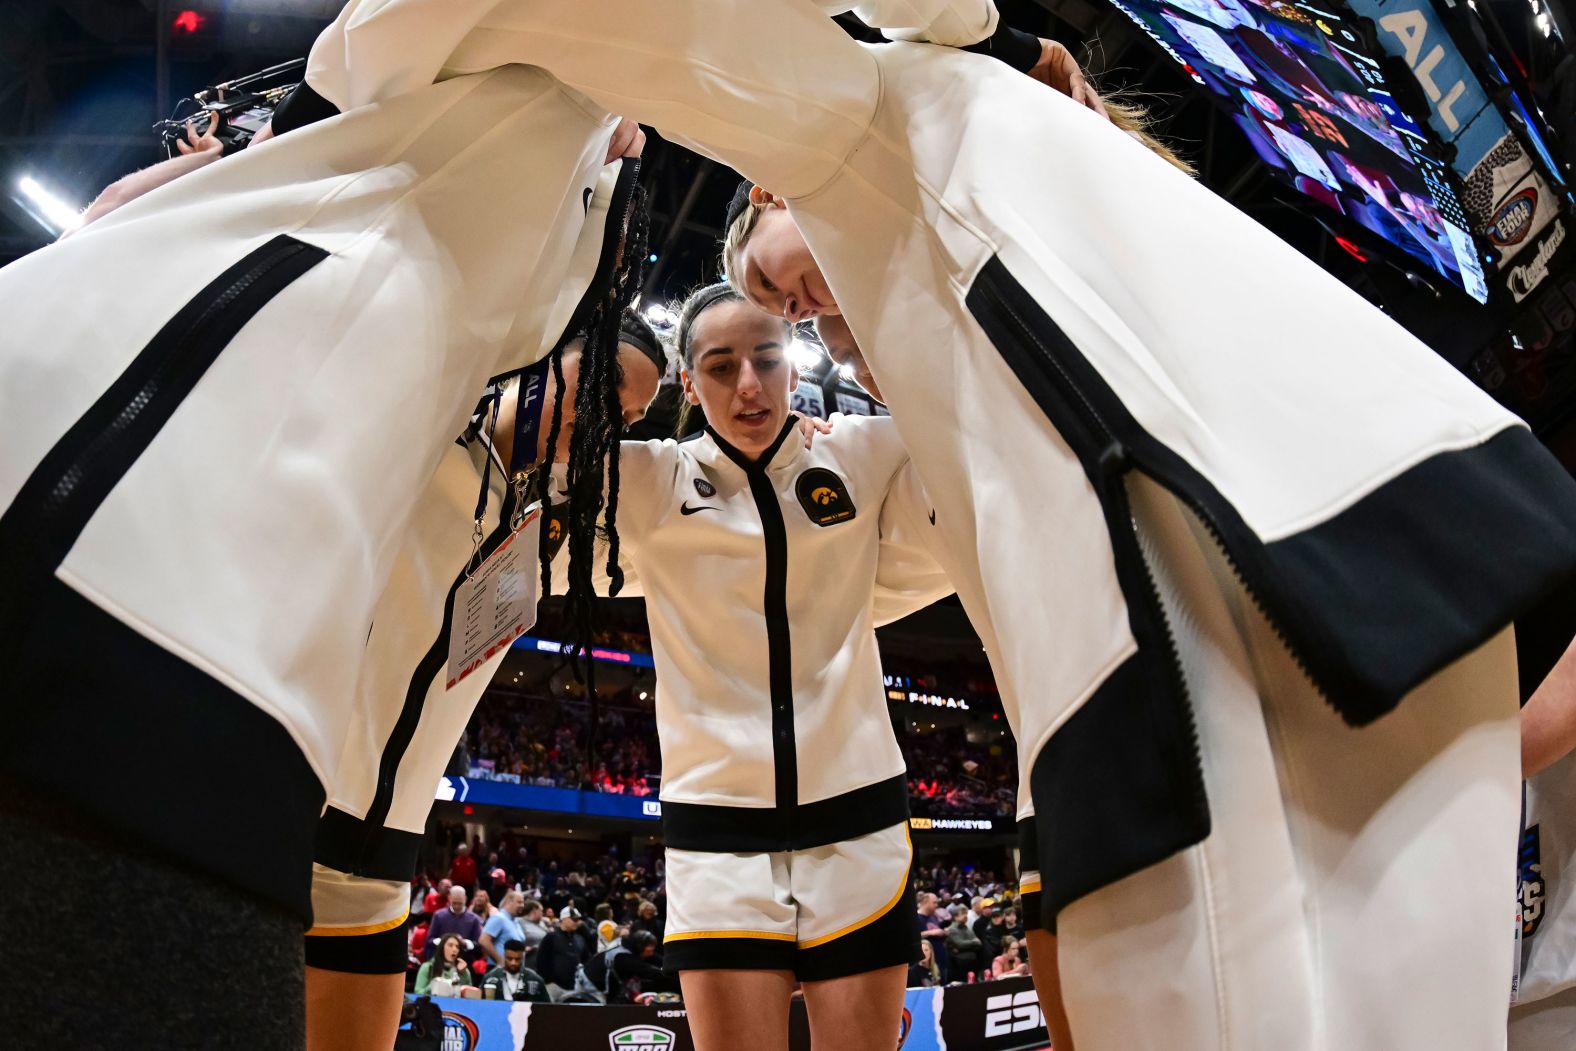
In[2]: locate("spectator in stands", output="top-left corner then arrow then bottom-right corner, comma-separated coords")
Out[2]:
580,930 -> 677,1003
537,906 -> 594,1000
427,886 -> 483,961
519,899 -> 549,959
946,905 -> 985,980
990,936 -> 1030,979
470,889 -> 495,923
449,843 -> 478,892
630,899 -> 664,943
908,939 -> 942,988
482,940 -> 551,1003
481,891 -> 527,966
916,892 -> 950,982
593,903 -> 622,952
415,934 -> 481,998
1002,905 -> 1024,944
973,897 -> 1005,967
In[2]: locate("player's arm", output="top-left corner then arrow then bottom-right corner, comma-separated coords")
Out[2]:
1524,633 -> 1576,777
64,115 -> 224,237
873,460 -> 955,626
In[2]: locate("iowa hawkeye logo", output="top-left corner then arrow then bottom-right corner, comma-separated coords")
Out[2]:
609,1025 -> 676,1051
795,468 -> 855,526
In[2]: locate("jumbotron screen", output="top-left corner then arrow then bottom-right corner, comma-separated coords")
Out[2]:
1109,0 -> 1490,303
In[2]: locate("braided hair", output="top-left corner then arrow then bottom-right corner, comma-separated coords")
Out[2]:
540,177 -> 652,695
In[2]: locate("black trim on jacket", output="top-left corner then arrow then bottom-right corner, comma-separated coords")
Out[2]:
661,773 -> 911,853
315,805 -> 425,883
271,80 -> 340,135
700,418 -> 801,841
4,578 -> 326,921
0,236 -> 327,653
0,237 -> 329,921
969,256 -> 1209,928
967,252 -> 1576,926
957,19 -> 1042,72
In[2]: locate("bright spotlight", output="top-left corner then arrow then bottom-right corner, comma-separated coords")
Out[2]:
17,175 -> 82,235
788,338 -> 823,371
838,363 -> 856,381
643,302 -> 678,329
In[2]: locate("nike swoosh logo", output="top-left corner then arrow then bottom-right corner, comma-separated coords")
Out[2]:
928,509 -> 936,525
582,187 -> 593,213
680,502 -> 718,515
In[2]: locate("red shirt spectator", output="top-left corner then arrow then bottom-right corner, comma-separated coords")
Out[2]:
449,844 -> 478,889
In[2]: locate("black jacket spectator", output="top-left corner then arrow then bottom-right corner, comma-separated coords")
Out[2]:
536,913 -> 594,989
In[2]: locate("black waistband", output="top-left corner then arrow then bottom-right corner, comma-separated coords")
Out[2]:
660,774 -> 909,853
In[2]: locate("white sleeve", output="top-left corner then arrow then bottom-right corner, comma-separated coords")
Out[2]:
873,459 -> 955,626
307,0 -> 882,199
544,439 -> 677,599
837,1 -> 999,45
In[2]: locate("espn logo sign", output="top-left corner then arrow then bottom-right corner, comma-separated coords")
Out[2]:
984,990 -> 1043,1037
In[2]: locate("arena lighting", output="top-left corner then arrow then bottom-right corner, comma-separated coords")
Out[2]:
171,9 -> 205,33
837,363 -> 856,381
788,337 -> 823,371
643,302 -> 679,328
16,175 -> 81,235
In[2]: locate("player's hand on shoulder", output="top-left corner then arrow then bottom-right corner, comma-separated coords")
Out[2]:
1029,39 -> 1108,120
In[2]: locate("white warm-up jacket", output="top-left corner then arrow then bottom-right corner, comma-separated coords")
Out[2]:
296,0 -> 1576,923
0,55 -> 623,916
560,413 -> 952,852
310,162 -> 636,937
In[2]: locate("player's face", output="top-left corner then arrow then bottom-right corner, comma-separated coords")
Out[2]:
540,343 -> 663,463
737,202 -> 837,323
682,300 -> 798,459
814,314 -> 882,403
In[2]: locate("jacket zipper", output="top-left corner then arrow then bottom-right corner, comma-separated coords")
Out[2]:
0,235 -> 326,650
970,270 -> 1208,825
971,265 -> 1329,706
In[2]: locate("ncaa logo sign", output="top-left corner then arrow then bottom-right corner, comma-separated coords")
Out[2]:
984,991 -> 1043,1038
609,1024 -> 676,1051
1489,188 -> 1538,247
439,1012 -> 481,1051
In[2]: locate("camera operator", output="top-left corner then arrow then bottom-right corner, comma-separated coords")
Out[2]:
64,115 -> 228,237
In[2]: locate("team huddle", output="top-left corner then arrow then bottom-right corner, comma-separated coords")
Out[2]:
3,1 -> 1576,1049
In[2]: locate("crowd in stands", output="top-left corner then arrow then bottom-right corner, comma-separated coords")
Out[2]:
905,861 -> 1035,985
410,832 -> 1035,1000
464,696 -> 658,796
462,690 -> 1017,816
902,726 -> 1016,818
408,833 -> 675,1004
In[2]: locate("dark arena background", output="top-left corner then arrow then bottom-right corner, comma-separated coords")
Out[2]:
4,1 -> 1574,1048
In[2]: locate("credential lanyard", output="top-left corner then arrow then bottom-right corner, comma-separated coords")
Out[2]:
469,357 -> 554,572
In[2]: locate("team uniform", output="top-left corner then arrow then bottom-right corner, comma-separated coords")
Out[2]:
0,35 -> 626,924
561,413 -> 951,979
303,0 -> 1576,1043
302,161 -> 638,974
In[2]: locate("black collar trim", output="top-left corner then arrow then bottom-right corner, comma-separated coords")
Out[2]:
705,416 -> 798,473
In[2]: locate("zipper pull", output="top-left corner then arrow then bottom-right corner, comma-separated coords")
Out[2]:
1098,440 -> 1130,479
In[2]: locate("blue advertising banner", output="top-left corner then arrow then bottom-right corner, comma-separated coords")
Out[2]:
437,776 -> 663,821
